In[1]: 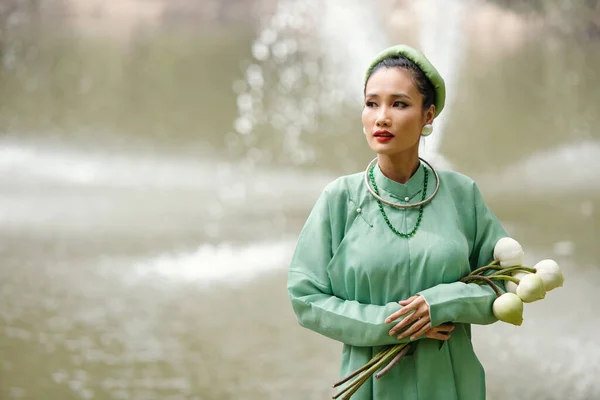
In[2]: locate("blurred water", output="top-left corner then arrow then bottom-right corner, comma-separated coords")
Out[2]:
1,1 -> 599,399
232,0 -> 389,166
417,0 -> 468,166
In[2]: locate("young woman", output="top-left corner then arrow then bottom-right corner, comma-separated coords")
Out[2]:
287,45 -> 507,400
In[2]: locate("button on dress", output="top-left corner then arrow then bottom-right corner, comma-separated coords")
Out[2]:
287,163 -> 507,400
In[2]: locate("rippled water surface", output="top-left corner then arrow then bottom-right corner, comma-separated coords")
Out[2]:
1,1 -> 599,399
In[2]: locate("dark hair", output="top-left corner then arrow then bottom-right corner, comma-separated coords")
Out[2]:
365,56 -> 436,111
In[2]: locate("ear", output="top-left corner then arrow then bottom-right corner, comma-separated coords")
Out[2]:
424,105 -> 435,125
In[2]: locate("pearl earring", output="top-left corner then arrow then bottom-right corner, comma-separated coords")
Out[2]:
421,124 -> 433,137
363,127 -> 367,135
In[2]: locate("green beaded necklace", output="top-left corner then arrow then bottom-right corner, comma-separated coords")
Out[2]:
368,165 -> 429,238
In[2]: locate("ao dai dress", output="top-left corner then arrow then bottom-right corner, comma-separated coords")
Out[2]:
287,162 -> 507,400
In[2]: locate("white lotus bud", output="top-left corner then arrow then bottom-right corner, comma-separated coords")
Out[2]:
534,259 -> 564,291
493,237 -> 524,267
493,293 -> 524,326
516,273 -> 546,303
505,272 -> 526,294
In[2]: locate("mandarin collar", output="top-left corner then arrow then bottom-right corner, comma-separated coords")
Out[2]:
372,162 -> 427,202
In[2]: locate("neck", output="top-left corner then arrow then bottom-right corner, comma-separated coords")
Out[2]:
377,151 -> 420,184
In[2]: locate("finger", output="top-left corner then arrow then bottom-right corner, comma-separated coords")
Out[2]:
411,321 -> 437,341
425,330 -> 452,341
398,296 -> 425,315
400,295 -> 424,311
388,304 -> 430,335
396,317 -> 430,341
436,323 -> 455,332
388,311 -> 422,335
398,318 -> 431,340
402,295 -> 424,308
386,297 -> 421,324
385,308 -> 407,325
385,303 -> 415,324
398,295 -> 418,306
425,330 -> 437,339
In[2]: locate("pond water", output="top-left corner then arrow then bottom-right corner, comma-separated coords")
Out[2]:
1,1 -> 599,399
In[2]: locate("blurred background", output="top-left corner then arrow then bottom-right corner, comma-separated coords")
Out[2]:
0,0 -> 599,398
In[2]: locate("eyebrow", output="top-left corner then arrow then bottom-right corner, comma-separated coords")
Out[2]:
365,93 -> 412,100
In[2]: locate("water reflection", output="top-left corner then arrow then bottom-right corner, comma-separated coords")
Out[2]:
1,1 -> 599,399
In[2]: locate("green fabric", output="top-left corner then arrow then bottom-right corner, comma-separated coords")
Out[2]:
364,45 -> 446,118
287,163 -> 507,400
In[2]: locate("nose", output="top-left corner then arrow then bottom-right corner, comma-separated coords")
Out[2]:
376,106 -> 391,127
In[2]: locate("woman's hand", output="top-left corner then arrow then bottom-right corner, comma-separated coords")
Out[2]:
424,323 -> 455,341
386,295 -> 454,341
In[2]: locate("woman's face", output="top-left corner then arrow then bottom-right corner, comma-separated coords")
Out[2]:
362,67 -> 434,157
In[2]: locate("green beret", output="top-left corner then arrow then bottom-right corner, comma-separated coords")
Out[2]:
364,45 -> 446,118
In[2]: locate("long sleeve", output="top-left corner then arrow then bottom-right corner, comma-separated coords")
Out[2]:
287,187 -> 413,347
417,182 -> 507,328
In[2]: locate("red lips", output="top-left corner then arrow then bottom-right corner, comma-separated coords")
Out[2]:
374,130 -> 394,143
374,130 -> 394,137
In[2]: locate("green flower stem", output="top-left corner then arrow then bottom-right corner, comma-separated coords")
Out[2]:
490,265 -> 536,276
470,265 -> 503,276
469,260 -> 501,276
375,344 -> 410,379
488,274 -> 521,284
461,275 -> 503,297
340,346 -> 402,400
332,346 -> 391,388
340,372 -> 370,400
333,344 -> 406,400
333,372 -> 365,400
337,345 -> 403,399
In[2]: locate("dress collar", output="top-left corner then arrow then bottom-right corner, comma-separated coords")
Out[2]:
372,162 -> 426,202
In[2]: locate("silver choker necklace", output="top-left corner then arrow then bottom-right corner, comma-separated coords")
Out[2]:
363,157 -> 440,209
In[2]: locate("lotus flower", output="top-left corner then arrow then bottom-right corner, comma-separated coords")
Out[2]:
534,259 -> 564,291
516,273 -> 546,303
493,293 -> 524,326
493,237 -> 524,267
505,272 -> 526,294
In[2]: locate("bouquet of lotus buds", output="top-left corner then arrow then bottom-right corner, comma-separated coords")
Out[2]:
332,237 -> 564,399
468,237 -> 564,325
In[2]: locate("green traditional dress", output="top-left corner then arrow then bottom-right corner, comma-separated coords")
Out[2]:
287,161 -> 507,400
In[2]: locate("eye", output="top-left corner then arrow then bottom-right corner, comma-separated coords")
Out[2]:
365,101 -> 377,108
393,101 -> 408,108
